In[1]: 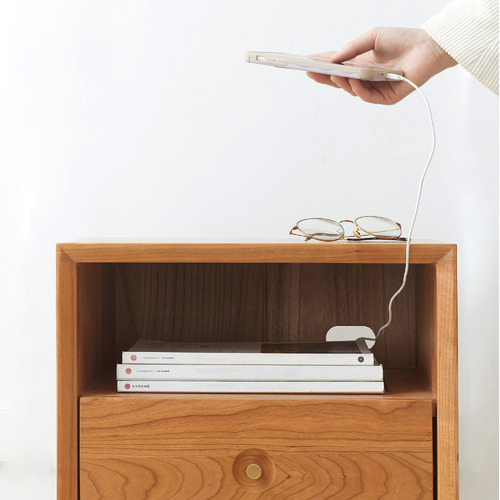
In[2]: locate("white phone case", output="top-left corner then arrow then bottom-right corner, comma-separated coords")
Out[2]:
246,51 -> 403,81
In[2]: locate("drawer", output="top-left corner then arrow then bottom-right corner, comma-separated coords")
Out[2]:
80,396 -> 433,499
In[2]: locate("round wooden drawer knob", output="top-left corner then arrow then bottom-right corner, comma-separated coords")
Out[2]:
246,463 -> 262,480
233,448 -> 276,491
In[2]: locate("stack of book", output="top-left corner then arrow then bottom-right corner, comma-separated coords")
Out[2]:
117,339 -> 384,394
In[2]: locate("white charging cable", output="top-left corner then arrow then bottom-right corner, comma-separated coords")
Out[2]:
371,73 -> 436,342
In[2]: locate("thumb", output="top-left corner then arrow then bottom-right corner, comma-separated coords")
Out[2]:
330,29 -> 378,63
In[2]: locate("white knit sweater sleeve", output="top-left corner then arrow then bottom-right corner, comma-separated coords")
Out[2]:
422,0 -> 499,94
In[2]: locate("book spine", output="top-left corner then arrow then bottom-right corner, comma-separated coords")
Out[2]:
122,352 -> 374,366
116,363 -> 383,381
117,380 -> 385,394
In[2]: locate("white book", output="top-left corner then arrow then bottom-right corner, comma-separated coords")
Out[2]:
117,379 -> 385,394
122,339 -> 374,366
116,362 -> 383,381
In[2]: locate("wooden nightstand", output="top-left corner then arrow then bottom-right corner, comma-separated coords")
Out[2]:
57,240 -> 458,499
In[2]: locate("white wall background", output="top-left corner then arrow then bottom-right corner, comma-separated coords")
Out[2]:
0,1 -> 497,498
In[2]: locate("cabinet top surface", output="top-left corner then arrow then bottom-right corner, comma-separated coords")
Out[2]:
57,239 -> 456,264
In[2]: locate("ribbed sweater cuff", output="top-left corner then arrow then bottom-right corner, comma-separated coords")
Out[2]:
422,0 -> 499,94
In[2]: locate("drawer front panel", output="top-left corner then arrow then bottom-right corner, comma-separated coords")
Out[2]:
80,451 -> 433,499
80,396 -> 433,498
80,396 -> 433,455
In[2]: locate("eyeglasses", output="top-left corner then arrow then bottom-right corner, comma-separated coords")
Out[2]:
289,216 -> 403,242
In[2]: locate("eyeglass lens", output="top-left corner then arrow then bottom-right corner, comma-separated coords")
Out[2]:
296,218 -> 344,241
355,216 -> 401,239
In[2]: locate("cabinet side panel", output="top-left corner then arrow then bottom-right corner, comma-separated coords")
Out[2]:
415,264 -> 437,394
56,249 -> 78,499
435,249 -> 459,498
77,264 -> 116,390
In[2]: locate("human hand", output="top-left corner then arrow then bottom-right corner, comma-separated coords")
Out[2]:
308,28 -> 457,105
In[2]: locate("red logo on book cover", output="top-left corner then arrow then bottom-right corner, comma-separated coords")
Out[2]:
126,368 -> 132,374
131,355 -> 137,361
124,383 -> 130,390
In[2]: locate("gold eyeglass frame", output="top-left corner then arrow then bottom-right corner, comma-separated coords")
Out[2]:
289,216 -> 403,242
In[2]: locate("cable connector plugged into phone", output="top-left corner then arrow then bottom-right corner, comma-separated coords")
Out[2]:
385,72 -> 405,81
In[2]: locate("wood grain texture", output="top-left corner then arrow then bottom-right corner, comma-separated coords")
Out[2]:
114,263 -> 416,368
83,368 -> 436,406
56,248 -> 78,499
80,396 -> 433,456
56,241 -> 457,499
415,264 -> 437,395
77,263 -> 115,393
80,451 -> 433,499
435,248 -> 458,499
57,256 -> 115,499
59,240 -> 455,264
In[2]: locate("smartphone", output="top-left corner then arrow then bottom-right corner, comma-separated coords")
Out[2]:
245,51 -> 403,81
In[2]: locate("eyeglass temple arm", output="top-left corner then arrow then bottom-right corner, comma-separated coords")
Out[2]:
290,226 -> 314,240
290,226 -> 331,241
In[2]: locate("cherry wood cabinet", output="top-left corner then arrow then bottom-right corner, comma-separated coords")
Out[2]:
57,241 -> 458,499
